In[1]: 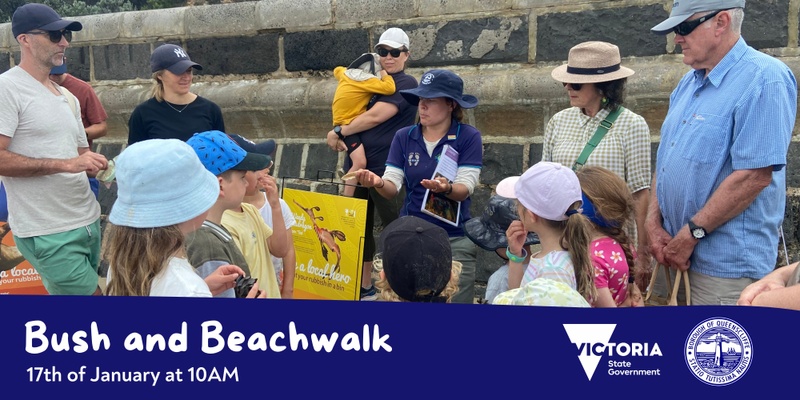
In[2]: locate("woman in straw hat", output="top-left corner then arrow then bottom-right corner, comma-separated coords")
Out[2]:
545,41 -> 651,293
354,69 -> 482,304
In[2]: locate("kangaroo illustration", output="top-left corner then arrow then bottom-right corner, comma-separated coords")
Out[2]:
0,224 -> 25,272
293,200 -> 346,278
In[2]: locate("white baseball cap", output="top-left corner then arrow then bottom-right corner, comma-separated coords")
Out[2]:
495,161 -> 582,221
375,27 -> 410,50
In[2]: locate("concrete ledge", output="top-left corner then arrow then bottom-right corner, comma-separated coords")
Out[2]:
186,2 -> 260,36
121,9 -> 186,39
335,0 -> 416,24
419,0 -> 514,16
257,0 -> 333,30
73,13 -> 122,42
96,54 -> 800,141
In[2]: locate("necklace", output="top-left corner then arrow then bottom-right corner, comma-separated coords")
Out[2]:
165,101 -> 190,113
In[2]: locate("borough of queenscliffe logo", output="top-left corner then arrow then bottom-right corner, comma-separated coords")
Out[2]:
563,324 -> 662,381
685,317 -> 753,386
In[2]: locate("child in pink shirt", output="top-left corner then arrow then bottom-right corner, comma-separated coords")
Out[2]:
577,166 -> 643,307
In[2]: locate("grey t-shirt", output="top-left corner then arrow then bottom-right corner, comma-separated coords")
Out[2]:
0,67 -> 99,237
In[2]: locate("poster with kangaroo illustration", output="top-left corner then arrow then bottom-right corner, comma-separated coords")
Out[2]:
284,188 -> 367,301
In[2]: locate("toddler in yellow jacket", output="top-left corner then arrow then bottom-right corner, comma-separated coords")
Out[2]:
331,53 -> 396,196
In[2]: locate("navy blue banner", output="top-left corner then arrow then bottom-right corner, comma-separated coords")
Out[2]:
0,295 -> 795,398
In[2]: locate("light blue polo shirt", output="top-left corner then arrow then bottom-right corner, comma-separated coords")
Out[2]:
386,121 -> 483,237
656,38 -> 796,279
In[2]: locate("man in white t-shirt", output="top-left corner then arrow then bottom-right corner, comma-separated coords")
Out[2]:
0,4 -> 108,295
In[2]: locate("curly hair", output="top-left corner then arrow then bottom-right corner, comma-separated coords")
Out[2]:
594,78 -> 627,112
373,257 -> 463,303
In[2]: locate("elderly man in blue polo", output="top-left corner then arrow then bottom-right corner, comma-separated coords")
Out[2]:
646,0 -> 797,304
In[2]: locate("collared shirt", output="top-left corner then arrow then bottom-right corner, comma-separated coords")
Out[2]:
656,37 -> 797,279
385,121 -> 483,237
543,106 -> 651,194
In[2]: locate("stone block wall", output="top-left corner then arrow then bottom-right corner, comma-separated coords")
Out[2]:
2,0 -> 800,285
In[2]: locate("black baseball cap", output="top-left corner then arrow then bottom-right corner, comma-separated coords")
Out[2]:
150,44 -> 202,75
12,3 -> 82,38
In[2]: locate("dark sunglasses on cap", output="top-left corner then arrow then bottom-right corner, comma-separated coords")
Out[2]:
26,29 -> 72,44
673,9 -> 725,36
377,47 -> 408,58
562,82 -> 583,91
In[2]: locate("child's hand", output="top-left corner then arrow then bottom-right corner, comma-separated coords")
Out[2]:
505,220 -> 527,260
262,175 -> 280,206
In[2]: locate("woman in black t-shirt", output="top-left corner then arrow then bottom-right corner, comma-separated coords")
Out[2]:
127,44 -> 225,145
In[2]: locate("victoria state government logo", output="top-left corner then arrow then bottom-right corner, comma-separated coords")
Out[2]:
685,317 -> 753,386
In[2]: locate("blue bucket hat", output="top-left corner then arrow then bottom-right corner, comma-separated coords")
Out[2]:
12,3 -> 82,38
400,69 -> 479,109
187,131 -> 271,176
109,139 -> 219,229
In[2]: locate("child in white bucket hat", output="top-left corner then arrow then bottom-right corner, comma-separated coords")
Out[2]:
104,139 -> 260,297
495,161 -> 597,304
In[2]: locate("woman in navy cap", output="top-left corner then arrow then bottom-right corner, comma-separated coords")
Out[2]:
354,69 -> 483,304
127,44 -> 225,144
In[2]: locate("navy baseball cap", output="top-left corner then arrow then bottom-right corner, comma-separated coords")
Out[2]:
229,134 -> 276,161
150,44 -> 202,75
187,130 -> 271,176
400,69 -> 479,109
12,3 -> 82,38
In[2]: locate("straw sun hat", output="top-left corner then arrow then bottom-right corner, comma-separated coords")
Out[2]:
550,41 -> 634,84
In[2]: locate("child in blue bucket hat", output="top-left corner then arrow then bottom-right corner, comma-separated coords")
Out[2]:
104,139 -> 261,297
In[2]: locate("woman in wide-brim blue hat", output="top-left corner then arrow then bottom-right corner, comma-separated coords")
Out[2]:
353,69 -> 484,305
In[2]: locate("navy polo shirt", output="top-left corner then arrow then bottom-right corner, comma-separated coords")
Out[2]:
385,121 -> 483,237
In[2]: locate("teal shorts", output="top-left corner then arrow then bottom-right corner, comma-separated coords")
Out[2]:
14,219 -> 101,295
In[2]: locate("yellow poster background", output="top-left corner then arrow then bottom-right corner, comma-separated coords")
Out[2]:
0,222 -> 48,295
284,188 -> 367,301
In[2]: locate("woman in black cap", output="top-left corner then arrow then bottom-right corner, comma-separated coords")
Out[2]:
127,44 -> 225,144
354,69 -> 482,304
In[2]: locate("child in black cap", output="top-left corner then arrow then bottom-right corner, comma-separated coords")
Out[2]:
374,216 -> 461,303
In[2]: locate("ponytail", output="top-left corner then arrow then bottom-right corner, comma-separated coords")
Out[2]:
560,202 -> 597,303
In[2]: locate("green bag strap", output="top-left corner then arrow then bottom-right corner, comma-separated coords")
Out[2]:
572,106 -> 624,171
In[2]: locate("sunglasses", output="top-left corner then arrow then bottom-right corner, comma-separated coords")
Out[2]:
377,47 -> 407,58
26,29 -> 72,43
562,82 -> 583,91
673,9 -> 725,36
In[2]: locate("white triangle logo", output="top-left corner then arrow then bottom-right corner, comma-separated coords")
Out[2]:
563,324 -> 617,381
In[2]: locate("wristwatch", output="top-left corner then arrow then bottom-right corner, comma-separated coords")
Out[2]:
688,219 -> 707,240
333,125 -> 345,140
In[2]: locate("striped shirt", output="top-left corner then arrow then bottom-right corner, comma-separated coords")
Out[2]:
520,250 -> 576,290
656,38 -> 797,279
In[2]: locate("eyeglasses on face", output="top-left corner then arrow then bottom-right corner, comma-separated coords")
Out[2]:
563,82 -> 583,91
26,29 -> 72,43
673,9 -> 725,36
377,47 -> 407,58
